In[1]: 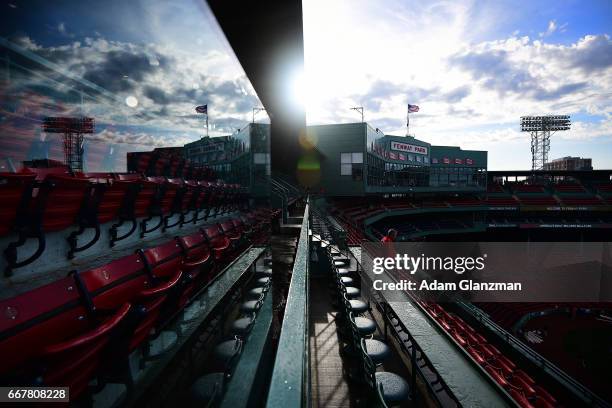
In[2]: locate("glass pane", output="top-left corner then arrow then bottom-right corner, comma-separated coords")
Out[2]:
0,0 -> 269,174
352,152 -> 363,163
340,152 -> 352,163
340,163 -> 352,175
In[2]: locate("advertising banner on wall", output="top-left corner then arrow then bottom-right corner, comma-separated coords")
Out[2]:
390,141 -> 428,155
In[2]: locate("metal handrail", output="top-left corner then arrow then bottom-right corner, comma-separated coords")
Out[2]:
266,200 -> 310,408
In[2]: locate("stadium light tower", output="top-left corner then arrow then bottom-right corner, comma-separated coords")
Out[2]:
520,115 -> 571,171
43,116 -> 95,172
350,106 -> 364,122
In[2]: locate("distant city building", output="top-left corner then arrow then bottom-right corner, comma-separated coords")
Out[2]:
544,156 -> 593,171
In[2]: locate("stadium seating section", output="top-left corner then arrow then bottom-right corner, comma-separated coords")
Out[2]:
0,207 -> 277,402
418,301 -> 558,408
329,180 -> 612,236
0,165 -> 251,275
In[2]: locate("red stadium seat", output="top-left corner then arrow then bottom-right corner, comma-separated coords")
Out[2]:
178,180 -> 199,226
510,374 -> 536,398
534,397 -> 556,408
68,176 -> 135,258
232,217 -> 251,238
194,181 -> 213,222
37,175 -> 91,232
4,174 -> 91,275
140,177 -> 179,236
140,241 -> 187,318
109,177 -> 158,246
0,276 -> 131,400
79,254 -> 181,352
202,224 -> 231,262
533,385 -> 556,405
467,347 -> 486,365
177,231 -> 214,292
23,166 -> 71,181
509,389 -> 535,408
219,220 -> 242,244
0,173 -> 35,236
484,365 -> 508,388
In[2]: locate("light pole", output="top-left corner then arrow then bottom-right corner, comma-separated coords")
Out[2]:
252,107 -> 266,123
350,106 -> 364,122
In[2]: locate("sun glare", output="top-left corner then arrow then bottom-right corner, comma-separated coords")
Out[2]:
290,69 -> 307,110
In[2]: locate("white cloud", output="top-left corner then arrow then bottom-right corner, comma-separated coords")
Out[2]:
6,35 -> 264,144
540,20 -> 557,37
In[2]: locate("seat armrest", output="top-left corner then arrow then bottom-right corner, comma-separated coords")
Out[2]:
183,255 -> 211,268
139,270 -> 183,297
43,303 -> 131,355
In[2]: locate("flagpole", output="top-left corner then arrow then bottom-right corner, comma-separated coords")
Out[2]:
406,105 -> 410,137
206,113 -> 209,137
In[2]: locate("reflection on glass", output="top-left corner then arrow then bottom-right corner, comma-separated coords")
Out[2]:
0,0 -> 268,173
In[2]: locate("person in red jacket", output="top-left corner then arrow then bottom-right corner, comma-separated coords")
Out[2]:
381,228 -> 398,242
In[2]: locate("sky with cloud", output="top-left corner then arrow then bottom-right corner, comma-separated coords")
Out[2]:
302,0 -> 612,169
1,0 -> 610,171
0,0 -> 266,170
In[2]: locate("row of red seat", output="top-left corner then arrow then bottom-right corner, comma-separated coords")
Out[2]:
513,185 -> 547,194
554,183 -> 586,193
421,302 -> 557,408
489,182 -> 612,196
0,168 -> 248,275
476,302 -> 611,330
0,211 -> 274,402
126,149 -> 216,180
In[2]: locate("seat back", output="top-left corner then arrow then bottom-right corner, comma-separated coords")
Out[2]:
96,180 -> 136,224
0,173 -> 36,236
38,175 -> 91,232
147,177 -> 179,214
178,231 -> 211,263
78,254 -> 148,310
196,181 -> 211,208
132,179 -> 159,218
232,218 -> 246,233
39,302 -> 131,399
220,220 -> 237,235
23,166 -> 71,181
0,277 -> 88,377
175,179 -> 195,211
202,224 -> 223,241
141,240 -> 184,280
78,254 -> 164,352
140,241 -> 185,312
168,178 -> 192,212
0,275 -> 131,398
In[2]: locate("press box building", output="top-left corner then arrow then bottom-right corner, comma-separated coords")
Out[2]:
304,122 -> 487,196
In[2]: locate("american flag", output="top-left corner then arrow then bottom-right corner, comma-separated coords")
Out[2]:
195,104 -> 208,114
408,104 -> 420,113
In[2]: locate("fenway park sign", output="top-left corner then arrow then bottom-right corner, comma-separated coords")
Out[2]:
390,141 -> 428,155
